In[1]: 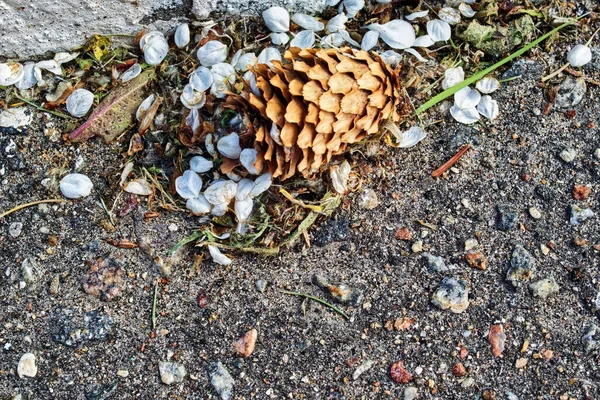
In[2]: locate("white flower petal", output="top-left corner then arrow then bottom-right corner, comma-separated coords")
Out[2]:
270,32 -> 290,45
330,161 -> 351,194
339,30 -> 360,47
405,10 -> 429,21
439,7 -> 461,25
143,36 -> 169,66
243,71 -> 260,97
189,67 -> 213,92
190,156 -> 214,173
175,23 -> 190,48
205,134 -> 216,157
236,179 -> 254,201
361,31 -> 379,51
477,95 -> 499,120
197,41 -> 228,67
235,197 -> 253,224
186,108 -> 201,132
321,33 -> 345,48
36,60 -> 62,75
226,171 -> 243,182
257,47 -> 282,68
366,20 -> 415,49
211,202 -> 229,216
292,13 -> 324,31
181,84 -> 207,109
240,148 -> 260,174
262,6 -> 290,33
208,245 -> 232,265
60,173 -> 93,199
413,35 -> 435,48
137,94 -> 155,121
567,44 -> 592,67
217,133 -> 241,159
15,62 -> 37,89
379,50 -> 403,67
290,30 -> 316,49
404,48 -> 426,62
441,67 -> 464,89
475,77 -> 500,94
398,126 -> 427,148
326,0 -> 341,6
53,52 -> 79,65
450,105 -> 480,124
204,180 -> 238,205
175,170 -> 203,199
210,63 -> 236,98
427,19 -> 451,42
186,195 -> 212,215
66,89 -> 94,118
124,178 -> 153,196
269,123 -> 283,146
120,63 -> 141,83
342,0 -> 364,19
326,13 -> 348,33
454,87 -> 481,109
250,173 -> 272,197
374,0 -> 391,3
139,31 -> 165,49
236,53 -> 258,72
459,3 -> 476,18
0,62 -> 24,86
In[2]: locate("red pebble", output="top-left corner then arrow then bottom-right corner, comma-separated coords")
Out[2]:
390,361 -> 412,383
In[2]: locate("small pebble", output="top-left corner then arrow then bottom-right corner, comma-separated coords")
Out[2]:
207,362 -> 234,400
390,361 -> 412,383
17,353 -> 37,378
515,358 -> 528,369
572,185 -> 591,200
167,223 -> 178,232
594,148 -> 600,159
465,252 -> 487,270
464,238 -> 478,251
352,360 -> 374,380
431,277 -> 469,313
489,324 -> 506,357
582,324 -> 598,352
528,207 -> 542,219
404,386 -> 418,400
422,253 -> 452,272
158,362 -> 186,385
255,279 -> 267,293
569,204 -> 595,225
451,363 -> 466,377
411,240 -> 423,253
461,377 -> 475,388
559,148 -> 577,163
232,328 -> 257,358
496,205 -> 518,231
117,370 -> 129,377
49,275 -> 60,295
357,189 -> 379,210
313,274 -> 364,306
506,244 -> 535,287
530,277 -> 559,299
9,222 -> 23,237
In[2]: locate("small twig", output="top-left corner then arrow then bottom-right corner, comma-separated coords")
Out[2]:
99,196 -> 115,226
498,75 -> 522,83
12,93 -> 71,119
152,280 -> 159,330
279,290 -> 350,320
432,144 -> 471,178
541,62 -> 569,82
0,199 -> 66,219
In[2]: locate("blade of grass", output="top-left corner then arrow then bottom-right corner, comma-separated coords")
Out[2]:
168,230 -> 204,254
0,199 -> 66,219
279,290 -> 350,320
414,17 -> 582,115
12,92 -> 71,119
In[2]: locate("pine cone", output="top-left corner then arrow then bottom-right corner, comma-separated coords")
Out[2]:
243,47 -> 402,180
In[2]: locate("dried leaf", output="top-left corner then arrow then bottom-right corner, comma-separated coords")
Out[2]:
69,69 -> 155,142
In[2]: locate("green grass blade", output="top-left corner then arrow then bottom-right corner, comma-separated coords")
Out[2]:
414,18 -> 580,115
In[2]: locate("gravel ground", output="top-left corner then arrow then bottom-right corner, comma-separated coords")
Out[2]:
2,12 -> 600,400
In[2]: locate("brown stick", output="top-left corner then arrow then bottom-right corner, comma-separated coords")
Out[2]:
432,144 -> 471,178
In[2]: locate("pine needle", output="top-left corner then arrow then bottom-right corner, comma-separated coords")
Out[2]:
0,199 -> 66,219
280,290 -> 350,320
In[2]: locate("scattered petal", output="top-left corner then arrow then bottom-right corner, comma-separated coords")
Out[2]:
475,77 -> 500,94
36,60 -> 62,75
189,67 -> 213,92
342,0 -> 365,19
290,30 -> 316,49
404,48 -> 426,62
450,105 -> 480,124
66,89 -> 94,117
208,245 -> 232,265
326,0 -> 341,6
175,23 -> 190,48
139,31 -> 165,49
262,6 -> 290,33
379,50 -> 403,67
181,84 -> 207,109
427,19 -> 451,42
120,63 -> 141,83
236,179 -> 254,200
270,32 -> 290,45
398,126 -> 427,148
240,148 -> 260,174
442,67 -> 464,89
235,53 -> 258,72
339,30 -> 360,47
54,52 -> 79,65
136,94 -> 156,121
234,197 -> 253,234
250,173 -> 272,197
197,41 -> 228,67
454,86 -> 481,109
413,35 -> 435,48
567,44 -> 592,67
175,170 -> 203,199
15,62 -> 37,89
326,13 -> 348,34
269,123 -> 283,146
186,195 -> 212,215
459,3 -> 476,18
405,10 -> 429,20
210,63 -> 236,98
211,202 -> 229,216
366,20 -> 415,49
190,156 -> 214,173
204,180 -> 238,205
361,31 -> 379,51
257,47 -> 282,68
330,161 -> 351,194
124,178 -> 153,196
217,133 -> 242,159
60,173 -> 93,199
477,95 -> 499,120
292,13 -> 324,31
439,7 -> 461,25
321,33 -> 345,48
205,134 -> 216,157
142,35 -> 169,66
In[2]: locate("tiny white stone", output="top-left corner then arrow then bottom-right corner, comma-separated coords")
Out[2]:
567,44 -> 592,67
60,173 -> 93,199
17,353 -> 37,378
